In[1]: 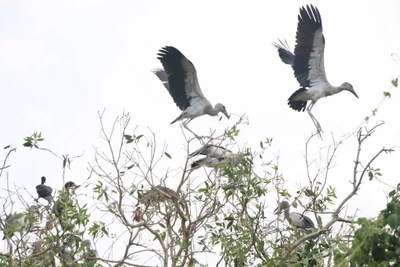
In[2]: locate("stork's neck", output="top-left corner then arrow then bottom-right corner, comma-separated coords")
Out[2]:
326,85 -> 343,97
204,105 -> 219,116
284,209 -> 291,222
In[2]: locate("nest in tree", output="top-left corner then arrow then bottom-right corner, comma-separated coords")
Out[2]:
138,186 -> 179,207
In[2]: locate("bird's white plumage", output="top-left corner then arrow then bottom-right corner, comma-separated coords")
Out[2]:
308,29 -> 329,87
275,201 -> 315,229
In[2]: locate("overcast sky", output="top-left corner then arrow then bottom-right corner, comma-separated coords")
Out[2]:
0,0 -> 399,265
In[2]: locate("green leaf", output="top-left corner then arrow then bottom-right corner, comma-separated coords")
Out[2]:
383,91 -> 391,98
387,214 -> 400,229
3,145 -> 10,149
392,78 -> 398,87
368,171 -> 374,181
164,152 -> 172,159
23,142 -> 32,147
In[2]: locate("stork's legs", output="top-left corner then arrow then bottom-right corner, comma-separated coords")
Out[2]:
182,119 -> 201,138
307,102 -> 323,137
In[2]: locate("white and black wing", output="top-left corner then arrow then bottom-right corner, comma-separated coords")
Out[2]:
293,5 -> 327,87
189,144 -> 231,158
156,46 -> 210,111
290,212 -> 315,229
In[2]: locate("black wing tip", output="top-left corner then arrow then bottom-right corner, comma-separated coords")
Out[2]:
299,4 -> 322,25
288,88 -> 308,112
190,159 -> 203,169
157,46 -> 182,60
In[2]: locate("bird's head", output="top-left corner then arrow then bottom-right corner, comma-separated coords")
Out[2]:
64,181 -> 80,191
341,82 -> 358,98
215,103 -> 230,119
41,176 -> 46,184
274,201 -> 290,214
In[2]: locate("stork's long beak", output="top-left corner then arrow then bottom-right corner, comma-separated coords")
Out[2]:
71,184 -> 81,192
348,88 -> 359,98
223,110 -> 230,119
274,207 -> 281,215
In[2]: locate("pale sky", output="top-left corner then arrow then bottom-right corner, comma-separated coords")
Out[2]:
0,0 -> 399,265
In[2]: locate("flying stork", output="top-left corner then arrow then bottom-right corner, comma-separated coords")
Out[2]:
34,176 -> 53,203
273,5 -> 358,134
154,46 -> 230,135
274,201 -> 315,229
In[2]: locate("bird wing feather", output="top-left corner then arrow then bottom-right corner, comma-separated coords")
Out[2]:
293,5 -> 328,87
290,212 -> 315,228
189,144 -> 231,158
273,39 -> 295,65
157,46 -> 211,111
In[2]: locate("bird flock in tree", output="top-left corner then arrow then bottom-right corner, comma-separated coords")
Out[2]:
2,4 -> 359,260
153,4 -> 358,228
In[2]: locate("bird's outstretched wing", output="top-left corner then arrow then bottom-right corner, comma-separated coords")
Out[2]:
293,5 -> 327,87
156,46 -> 210,111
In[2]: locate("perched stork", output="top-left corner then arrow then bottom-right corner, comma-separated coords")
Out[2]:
189,144 -> 243,170
53,181 -> 80,217
35,176 -> 53,203
154,46 -> 230,135
2,205 -> 39,240
273,5 -> 358,134
274,201 -> 315,229
83,239 -> 98,265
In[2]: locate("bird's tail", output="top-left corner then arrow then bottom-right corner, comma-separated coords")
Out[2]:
170,114 -> 183,124
288,88 -> 308,112
272,40 -> 295,65
190,159 -> 204,169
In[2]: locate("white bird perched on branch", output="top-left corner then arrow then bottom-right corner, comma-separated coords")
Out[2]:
274,201 -> 315,229
273,5 -> 358,134
189,144 -> 244,170
154,46 -> 230,136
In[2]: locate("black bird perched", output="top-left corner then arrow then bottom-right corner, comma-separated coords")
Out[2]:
35,176 -> 53,203
274,201 -> 315,229
154,46 -> 230,135
273,5 -> 358,134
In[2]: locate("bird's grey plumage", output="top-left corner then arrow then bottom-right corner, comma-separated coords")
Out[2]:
273,5 -> 358,133
189,144 -> 233,158
190,157 -> 226,169
275,201 -> 315,229
35,176 -> 53,203
189,144 -> 244,170
153,69 -> 170,90
2,205 -> 39,240
154,46 -> 230,126
83,239 -> 98,258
